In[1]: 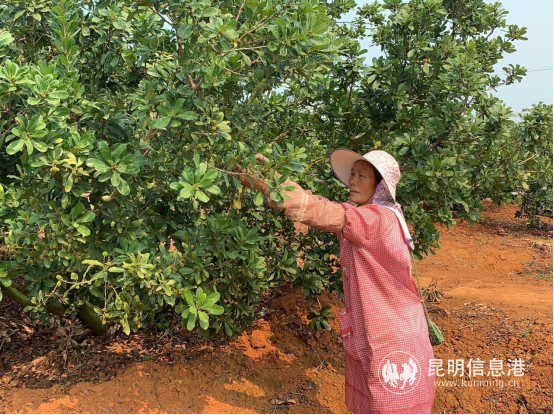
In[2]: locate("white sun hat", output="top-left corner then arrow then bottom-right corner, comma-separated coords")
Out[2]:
329,149 -> 401,202
328,148 -> 413,250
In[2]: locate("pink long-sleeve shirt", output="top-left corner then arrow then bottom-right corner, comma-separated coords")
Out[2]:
266,180 -> 435,414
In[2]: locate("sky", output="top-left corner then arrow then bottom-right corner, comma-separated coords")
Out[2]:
341,0 -> 553,117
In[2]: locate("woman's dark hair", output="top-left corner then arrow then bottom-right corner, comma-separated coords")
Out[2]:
372,164 -> 383,184
359,160 -> 383,184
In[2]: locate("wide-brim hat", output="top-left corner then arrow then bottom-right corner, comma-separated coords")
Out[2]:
329,149 -> 401,201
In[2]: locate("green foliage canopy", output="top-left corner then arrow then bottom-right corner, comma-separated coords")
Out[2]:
0,0 -> 549,336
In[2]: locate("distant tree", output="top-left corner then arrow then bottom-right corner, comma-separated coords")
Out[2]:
513,103 -> 553,227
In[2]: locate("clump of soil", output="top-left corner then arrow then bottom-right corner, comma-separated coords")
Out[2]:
0,202 -> 552,414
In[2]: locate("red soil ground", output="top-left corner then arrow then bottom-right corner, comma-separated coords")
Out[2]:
0,202 -> 552,414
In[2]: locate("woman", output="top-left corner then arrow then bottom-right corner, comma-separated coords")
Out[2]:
241,149 -> 435,414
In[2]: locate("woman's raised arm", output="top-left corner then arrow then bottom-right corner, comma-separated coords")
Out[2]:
238,155 -> 345,233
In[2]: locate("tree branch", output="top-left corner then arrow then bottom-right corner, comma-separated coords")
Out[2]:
518,154 -> 537,166
224,68 -> 247,77
145,3 -> 173,27
236,1 -> 246,21
185,73 -> 204,91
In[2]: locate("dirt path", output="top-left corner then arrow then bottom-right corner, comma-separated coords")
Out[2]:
418,204 -> 552,319
1,202 -> 552,414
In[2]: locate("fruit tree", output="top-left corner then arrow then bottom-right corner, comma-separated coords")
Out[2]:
0,0 -> 549,336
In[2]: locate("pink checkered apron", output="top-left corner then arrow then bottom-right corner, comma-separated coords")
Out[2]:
336,203 -> 435,414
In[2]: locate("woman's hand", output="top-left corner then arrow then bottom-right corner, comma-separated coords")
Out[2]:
234,154 -> 271,192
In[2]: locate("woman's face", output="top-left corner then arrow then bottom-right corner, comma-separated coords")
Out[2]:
348,160 -> 379,205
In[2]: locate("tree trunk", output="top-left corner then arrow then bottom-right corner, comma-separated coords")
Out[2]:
1,284 -> 107,335
77,302 -> 108,335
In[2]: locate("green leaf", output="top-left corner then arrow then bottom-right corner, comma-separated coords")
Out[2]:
187,312 -> 196,331
198,314 -> 209,330
110,172 -> 120,187
177,24 -> 193,39
177,111 -> 197,120
224,29 -> 239,40
423,63 -> 429,74
312,22 -> 329,35
61,214 -> 71,227
202,7 -> 218,18
195,190 -> 209,203
241,53 -> 251,66
225,323 -> 233,337
113,20 -> 126,30
150,118 -> 171,129
0,31 -> 14,48
24,140 -> 33,156
117,179 -> 130,196
28,114 -> 46,137
195,163 -> 207,181
165,294 -> 176,306
78,211 -> 96,223
205,304 -> 224,315
182,167 -> 195,184
89,286 -> 103,298
6,139 -> 24,155
50,90 -> 69,100
33,141 -> 48,153
198,169 -> 217,187
112,144 -> 127,163
124,163 -> 140,176
197,176 -> 214,188
202,292 -> 220,307
28,97 -> 41,105
71,202 -> 85,221
253,192 -> 264,206
196,289 -> 207,307
86,158 -> 110,173
184,289 -> 195,306
98,141 -> 112,163
43,278 -> 55,288
203,185 -> 220,195
122,318 -> 131,335
179,183 -> 194,199
77,225 -> 91,236
98,172 -> 111,182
